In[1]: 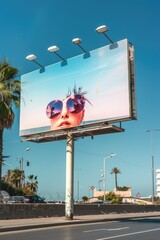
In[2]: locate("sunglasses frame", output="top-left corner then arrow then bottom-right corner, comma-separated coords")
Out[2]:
46,94 -> 85,119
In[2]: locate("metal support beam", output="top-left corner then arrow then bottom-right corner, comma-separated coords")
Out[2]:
65,134 -> 74,220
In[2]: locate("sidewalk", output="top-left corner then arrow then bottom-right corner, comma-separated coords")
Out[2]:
1,212 -> 160,232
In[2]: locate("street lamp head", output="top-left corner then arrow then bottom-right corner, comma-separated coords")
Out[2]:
110,153 -> 116,157
105,153 -> 116,159
96,25 -> 109,34
146,128 -> 160,133
25,148 -> 30,152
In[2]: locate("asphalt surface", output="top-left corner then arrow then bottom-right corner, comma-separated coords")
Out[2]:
1,212 -> 160,232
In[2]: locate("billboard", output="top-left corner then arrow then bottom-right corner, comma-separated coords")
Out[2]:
20,39 -> 136,138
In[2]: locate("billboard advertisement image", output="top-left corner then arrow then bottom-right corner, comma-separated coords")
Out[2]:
20,39 -> 135,138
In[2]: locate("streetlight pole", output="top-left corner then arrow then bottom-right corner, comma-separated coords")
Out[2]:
20,147 -> 30,188
103,153 -> 116,202
146,129 -> 160,204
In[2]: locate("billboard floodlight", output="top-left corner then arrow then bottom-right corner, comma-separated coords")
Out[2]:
72,38 -> 81,44
26,54 -> 36,61
26,54 -> 44,68
47,45 -> 66,62
96,25 -> 109,33
72,38 -> 88,54
47,46 -> 59,52
96,25 -> 114,44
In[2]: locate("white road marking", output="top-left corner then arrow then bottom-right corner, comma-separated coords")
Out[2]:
95,227 -> 160,240
107,227 -> 129,231
84,228 -> 108,233
83,227 -> 129,233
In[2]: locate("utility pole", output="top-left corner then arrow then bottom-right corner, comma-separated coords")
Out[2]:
19,148 -> 30,188
103,153 -> 116,202
146,129 -> 160,204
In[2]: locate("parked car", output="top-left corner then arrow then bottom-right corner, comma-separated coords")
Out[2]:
0,190 -> 10,203
23,195 -> 46,203
55,200 -> 65,204
7,196 -> 26,203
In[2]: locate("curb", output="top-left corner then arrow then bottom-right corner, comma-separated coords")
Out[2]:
1,213 -> 160,233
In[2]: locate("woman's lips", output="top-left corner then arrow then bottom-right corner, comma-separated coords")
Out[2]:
59,121 -> 71,127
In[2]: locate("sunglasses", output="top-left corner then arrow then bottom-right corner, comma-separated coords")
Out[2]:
46,94 -> 85,119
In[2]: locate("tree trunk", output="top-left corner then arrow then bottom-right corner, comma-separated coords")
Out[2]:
0,129 -> 4,192
115,174 -> 118,190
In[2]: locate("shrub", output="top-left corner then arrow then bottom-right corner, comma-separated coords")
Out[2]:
116,186 -> 130,191
1,180 -> 23,196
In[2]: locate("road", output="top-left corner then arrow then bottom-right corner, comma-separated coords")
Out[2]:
0,217 -> 160,240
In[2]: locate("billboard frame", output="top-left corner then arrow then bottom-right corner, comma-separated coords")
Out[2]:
20,41 -> 135,143
21,123 -> 124,142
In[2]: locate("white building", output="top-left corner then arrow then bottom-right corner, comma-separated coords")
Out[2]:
156,169 -> 160,196
93,187 -> 132,199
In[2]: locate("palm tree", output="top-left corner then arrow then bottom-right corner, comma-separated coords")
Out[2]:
111,167 -> 121,190
0,60 -> 20,191
7,168 -> 22,188
26,175 -> 38,193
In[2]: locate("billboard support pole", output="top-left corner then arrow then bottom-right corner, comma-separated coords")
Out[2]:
65,133 -> 74,220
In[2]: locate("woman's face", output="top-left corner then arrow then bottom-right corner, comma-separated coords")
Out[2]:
50,96 -> 85,130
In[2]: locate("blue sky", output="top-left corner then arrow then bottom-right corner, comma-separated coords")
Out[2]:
1,0 -> 160,201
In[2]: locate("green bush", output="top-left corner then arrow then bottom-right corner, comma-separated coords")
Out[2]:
98,191 -> 122,204
1,180 -> 23,196
82,196 -> 88,202
111,197 -> 122,204
116,186 -> 130,191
